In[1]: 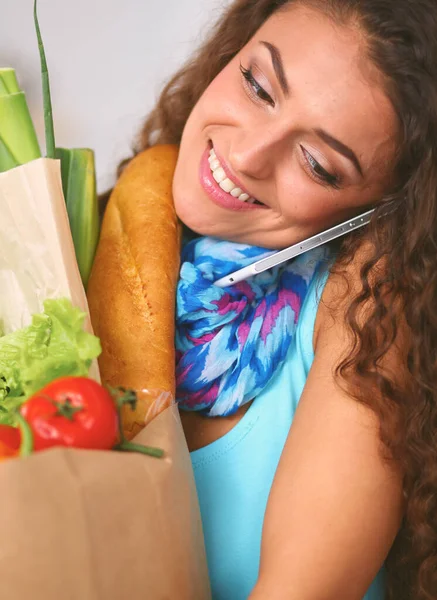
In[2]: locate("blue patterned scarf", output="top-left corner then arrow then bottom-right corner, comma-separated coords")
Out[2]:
175,237 -> 327,416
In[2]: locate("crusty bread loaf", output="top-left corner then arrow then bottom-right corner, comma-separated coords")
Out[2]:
87,145 -> 181,439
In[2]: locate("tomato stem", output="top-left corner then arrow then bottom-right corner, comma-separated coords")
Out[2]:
109,386 -> 138,411
108,386 -> 163,458
107,386 -> 137,441
53,397 -> 83,421
116,440 -> 164,458
15,414 -> 34,457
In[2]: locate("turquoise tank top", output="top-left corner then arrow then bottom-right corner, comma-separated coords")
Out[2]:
189,271 -> 385,600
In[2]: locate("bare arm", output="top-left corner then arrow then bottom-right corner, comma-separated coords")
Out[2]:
249,271 -> 404,600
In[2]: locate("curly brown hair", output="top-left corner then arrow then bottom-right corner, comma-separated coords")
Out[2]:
107,1 -> 437,598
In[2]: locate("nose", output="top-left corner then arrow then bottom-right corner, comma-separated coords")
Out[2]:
228,126 -> 288,180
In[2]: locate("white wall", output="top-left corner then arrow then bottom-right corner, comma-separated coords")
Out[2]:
0,0 -> 231,191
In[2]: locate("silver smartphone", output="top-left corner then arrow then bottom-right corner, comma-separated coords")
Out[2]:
214,208 -> 375,288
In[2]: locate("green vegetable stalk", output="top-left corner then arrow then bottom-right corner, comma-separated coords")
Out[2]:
0,1 -> 101,286
15,414 -> 34,457
34,0 -> 55,158
56,148 -> 100,288
0,68 -> 41,172
34,0 -> 100,287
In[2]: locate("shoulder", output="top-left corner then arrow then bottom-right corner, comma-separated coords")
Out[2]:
253,243 -> 405,600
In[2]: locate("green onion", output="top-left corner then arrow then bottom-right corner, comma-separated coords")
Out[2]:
33,0 -> 100,286
34,0 -> 56,158
0,68 -> 41,172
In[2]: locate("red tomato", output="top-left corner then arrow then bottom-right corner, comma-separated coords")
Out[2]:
20,377 -> 119,452
0,424 -> 20,452
0,425 -> 20,460
0,441 -> 18,461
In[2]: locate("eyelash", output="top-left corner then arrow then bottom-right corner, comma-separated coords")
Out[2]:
300,146 -> 340,189
240,63 -> 275,106
240,63 -> 340,190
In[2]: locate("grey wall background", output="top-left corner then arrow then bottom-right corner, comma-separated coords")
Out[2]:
0,0 -> 231,191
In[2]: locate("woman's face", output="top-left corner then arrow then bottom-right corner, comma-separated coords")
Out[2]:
173,4 -> 398,248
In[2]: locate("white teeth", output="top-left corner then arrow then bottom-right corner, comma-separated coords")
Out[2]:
209,158 -> 220,170
212,167 -> 226,184
209,147 -> 257,203
219,178 -> 236,193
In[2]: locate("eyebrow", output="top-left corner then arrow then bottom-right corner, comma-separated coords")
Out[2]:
259,40 -> 363,177
315,128 -> 363,177
260,41 -> 290,96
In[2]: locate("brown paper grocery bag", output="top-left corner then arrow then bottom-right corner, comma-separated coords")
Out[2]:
0,158 -> 99,381
0,403 -> 211,600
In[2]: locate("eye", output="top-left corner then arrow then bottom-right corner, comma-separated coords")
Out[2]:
240,64 -> 275,107
300,145 -> 340,189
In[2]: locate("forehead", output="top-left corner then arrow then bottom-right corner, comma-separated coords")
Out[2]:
251,5 -> 398,174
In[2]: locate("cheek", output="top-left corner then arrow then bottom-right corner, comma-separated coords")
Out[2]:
280,183 -> 371,233
176,76 -> 227,164
278,167 -> 339,227
185,64 -> 241,132
172,67 -> 240,207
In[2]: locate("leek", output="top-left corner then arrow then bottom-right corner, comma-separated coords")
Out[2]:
0,0 -> 101,288
34,0 -> 55,158
0,68 -> 41,172
34,0 -> 100,288
56,148 -> 100,288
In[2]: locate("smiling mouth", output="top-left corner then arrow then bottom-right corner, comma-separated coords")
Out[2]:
208,147 -> 265,206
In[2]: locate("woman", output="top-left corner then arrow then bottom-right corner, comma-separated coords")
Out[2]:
109,1 -> 437,598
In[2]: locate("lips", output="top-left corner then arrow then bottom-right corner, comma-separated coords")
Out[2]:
198,144 -> 267,212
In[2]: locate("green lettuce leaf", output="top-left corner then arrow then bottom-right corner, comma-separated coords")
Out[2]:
0,298 -> 101,423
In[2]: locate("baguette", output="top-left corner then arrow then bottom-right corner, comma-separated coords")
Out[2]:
87,145 -> 181,439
